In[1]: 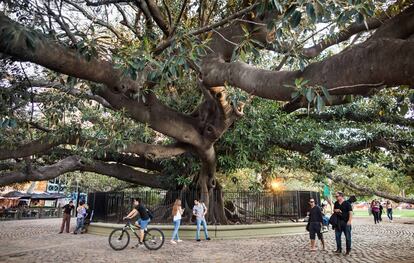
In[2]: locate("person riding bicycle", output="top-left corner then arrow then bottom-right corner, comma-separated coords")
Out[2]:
123,198 -> 150,248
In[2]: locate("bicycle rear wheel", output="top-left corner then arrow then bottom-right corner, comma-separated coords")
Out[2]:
109,228 -> 130,251
143,228 -> 165,250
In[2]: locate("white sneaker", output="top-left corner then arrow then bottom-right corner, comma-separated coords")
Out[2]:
170,240 -> 177,244
177,239 -> 183,243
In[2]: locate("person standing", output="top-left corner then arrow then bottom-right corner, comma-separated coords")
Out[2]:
333,192 -> 353,255
371,200 -> 380,224
193,199 -> 211,242
386,200 -> 393,222
73,201 -> 86,234
321,202 -> 330,232
171,199 -> 184,244
59,200 -> 74,233
307,198 -> 325,251
378,202 -> 384,222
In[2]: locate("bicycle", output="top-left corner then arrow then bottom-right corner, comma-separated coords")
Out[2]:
108,219 -> 165,251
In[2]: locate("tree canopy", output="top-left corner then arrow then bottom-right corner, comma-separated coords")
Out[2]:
0,0 -> 413,222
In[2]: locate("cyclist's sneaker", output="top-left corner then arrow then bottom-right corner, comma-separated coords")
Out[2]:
206,237 -> 211,241
196,239 -> 201,242
177,239 -> 183,243
131,242 -> 144,249
170,240 -> 177,244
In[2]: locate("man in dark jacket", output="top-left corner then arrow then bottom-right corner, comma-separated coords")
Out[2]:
333,191 -> 353,255
59,200 -> 74,233
308,198 -> 325,251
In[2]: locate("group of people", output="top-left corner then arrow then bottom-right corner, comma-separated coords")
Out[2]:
123,197 -> 210,248
370,200 -> 393,224
307,191 -> 353,255
58,200 -> 90,234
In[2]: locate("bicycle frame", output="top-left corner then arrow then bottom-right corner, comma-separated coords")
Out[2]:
123,221 -> 141,240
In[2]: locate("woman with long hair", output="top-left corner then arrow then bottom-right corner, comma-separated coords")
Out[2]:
171,199 -> 184,244
371,200 -> 380,224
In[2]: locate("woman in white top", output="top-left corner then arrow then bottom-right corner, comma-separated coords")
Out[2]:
171,199 -> 184,244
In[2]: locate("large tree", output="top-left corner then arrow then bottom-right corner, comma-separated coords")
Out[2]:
0,0 -> 413,223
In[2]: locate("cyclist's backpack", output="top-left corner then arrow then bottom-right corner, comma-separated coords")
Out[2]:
146,208 -> 154,219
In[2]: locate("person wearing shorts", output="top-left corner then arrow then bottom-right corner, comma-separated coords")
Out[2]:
124,198 -> 151,248
308,198 -> 325,251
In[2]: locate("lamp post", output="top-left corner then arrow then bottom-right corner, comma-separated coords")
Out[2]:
75,178 -> 80,216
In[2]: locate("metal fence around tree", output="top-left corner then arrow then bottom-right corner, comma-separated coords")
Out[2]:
88,190 -> 320,224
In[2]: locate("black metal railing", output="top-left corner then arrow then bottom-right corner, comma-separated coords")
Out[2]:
0,207 -> 66,220
88,190 -> 320,224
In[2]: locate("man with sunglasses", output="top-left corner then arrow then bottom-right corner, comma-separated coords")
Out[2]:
333,191 -> 353,255
307,198 -> 325,251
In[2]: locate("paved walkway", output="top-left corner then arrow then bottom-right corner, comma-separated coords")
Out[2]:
1,217 -> 414,263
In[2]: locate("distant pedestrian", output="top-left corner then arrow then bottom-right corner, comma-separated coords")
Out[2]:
378,202 -> 384,222
307,198 -> 325,251
371,200 -> 380,224
59,200 -> 74,233
74,201 -> 86,234
171,199 -> 184,244
333,192 -> 353,256
386,200 -> 393,222
321,202 -> 330,232
193,199 -> 210,242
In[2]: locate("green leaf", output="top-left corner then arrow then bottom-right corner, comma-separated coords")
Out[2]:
306,3 -> 316,23
316,95 -> 325,112
290,11 -> 302,28
291,91 -> 300,100
320,86 -> 332,103
295,77 -> 303,87
284,4 -> 297,19
399,103 -> 409,116
2,119 -> 9,128
305,88 -> 314,102
271,0 -> 283,12
9,119 -> 17,128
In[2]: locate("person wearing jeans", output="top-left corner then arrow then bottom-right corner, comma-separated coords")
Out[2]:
333,192 -> 353,255
74,201 -> 86,234
171,199 -> 184,244
386,200 -> 393,222
193,199 -> 211,242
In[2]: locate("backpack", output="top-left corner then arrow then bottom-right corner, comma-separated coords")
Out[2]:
146,208 -> 154,220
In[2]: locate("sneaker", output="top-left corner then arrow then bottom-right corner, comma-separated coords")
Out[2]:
345,249 -> 351,256
196,239 -> 201,242
170,240 -> 177,244
177,240 -> 183,243
206,237 -> 211,241
58,232 -> 63,234
333,249 -> 342,254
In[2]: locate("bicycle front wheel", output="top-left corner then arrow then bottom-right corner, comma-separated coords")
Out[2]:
109,228 -> 130,251
143,228 -> 165,250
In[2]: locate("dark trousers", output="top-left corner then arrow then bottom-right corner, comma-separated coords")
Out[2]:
60,213 -> 71,233
373,211 -> 380,224
335,222 -> 351,251
309,222 -> 323,240
387,209 -> 393,220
